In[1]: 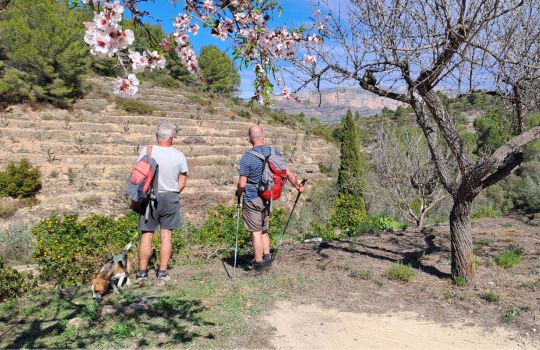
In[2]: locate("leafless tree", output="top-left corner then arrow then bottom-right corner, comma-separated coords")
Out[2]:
293,0 -> 540,281
372,126 -> 447,228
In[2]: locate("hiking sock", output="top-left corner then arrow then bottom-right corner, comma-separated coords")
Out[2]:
137,269 -> 148,278
157,270 -> 168,278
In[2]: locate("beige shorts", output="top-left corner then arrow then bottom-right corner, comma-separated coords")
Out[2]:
243,197 -> 270,233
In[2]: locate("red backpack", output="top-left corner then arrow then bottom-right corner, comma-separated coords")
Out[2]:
127,146 -> 159,219
249,147 -> 288,201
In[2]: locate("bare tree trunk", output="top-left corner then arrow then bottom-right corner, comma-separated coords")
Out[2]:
449,200 -> 474,280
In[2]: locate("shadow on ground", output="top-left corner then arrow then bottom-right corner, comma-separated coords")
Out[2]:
1,286 -> 214,349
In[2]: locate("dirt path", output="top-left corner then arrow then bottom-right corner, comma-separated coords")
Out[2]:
266,301 -> 537,350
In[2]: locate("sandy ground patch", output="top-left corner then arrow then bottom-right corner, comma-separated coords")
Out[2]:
266,301 -> 537,350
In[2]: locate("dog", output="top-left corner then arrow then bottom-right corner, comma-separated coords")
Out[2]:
91,251 -> 132,299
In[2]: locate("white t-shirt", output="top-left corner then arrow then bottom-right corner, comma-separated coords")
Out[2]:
138,146 -> 189,193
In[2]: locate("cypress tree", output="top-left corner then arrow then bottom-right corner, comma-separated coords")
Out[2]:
337,109 -> 365,197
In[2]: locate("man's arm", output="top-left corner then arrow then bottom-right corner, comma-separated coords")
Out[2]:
236,175 -> 247,198
178,173 -> 188,193
286,168 -> 304,192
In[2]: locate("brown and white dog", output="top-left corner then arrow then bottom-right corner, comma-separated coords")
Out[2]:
91,253 -> 132,299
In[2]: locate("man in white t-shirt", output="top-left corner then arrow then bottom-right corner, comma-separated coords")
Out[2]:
135,122 -> 188,286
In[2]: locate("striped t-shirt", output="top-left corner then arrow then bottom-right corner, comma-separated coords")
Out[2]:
239,145 -> 284,202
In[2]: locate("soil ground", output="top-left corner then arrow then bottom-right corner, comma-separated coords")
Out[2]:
1,216 -> 539,349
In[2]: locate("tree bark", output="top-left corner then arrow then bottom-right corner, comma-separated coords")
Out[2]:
449,198 -> 475,280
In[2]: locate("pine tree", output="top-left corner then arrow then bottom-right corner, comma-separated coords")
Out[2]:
198,45 -> 240,94
0,0 -> 90,107
337,109 -> 365,197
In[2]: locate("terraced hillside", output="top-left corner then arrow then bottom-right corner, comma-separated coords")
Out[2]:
0,78 -> 337,228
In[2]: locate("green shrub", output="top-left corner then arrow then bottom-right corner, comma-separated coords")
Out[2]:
192,204 -> 287,249
115,97 -> 155,115
0,256 -> 36,301
199,45 -> 240,94
33,213 -> 139,287
0,223 -> 34,264
496,246 -> 523,268
482,291 -> 500,303
0,159 -> 41,198
328,193 -> 366,235
385,263 -> 415,282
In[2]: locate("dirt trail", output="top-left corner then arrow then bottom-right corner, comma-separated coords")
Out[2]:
266,301 -> 537,350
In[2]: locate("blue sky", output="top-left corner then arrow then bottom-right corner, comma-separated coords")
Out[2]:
134,1 -> 322,98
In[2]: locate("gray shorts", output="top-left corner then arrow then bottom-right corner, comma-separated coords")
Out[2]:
243,197 -> 270,233
138,192 -> 182,232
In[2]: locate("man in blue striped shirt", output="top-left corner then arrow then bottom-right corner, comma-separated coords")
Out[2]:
236,125 -> 304,274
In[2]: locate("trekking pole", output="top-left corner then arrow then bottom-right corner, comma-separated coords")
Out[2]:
233,194 -> 241,279
272,179 -> 307,262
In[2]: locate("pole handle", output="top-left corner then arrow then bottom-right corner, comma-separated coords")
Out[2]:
301,178 -> 308,186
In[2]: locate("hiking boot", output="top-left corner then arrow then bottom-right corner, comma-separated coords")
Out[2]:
246,261 -> 267,277
263,254 -> 272,270
135,270 -> 148,286
156,270 -> 171,286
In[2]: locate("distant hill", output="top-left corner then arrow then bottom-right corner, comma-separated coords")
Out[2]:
275,87 -> 403,124
0,77 -> 336,228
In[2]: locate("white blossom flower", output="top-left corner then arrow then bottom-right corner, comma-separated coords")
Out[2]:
147,51 -> 166,70
113,74 -> 139,98
129,51 -> 149,73
203,0 -> 215,12
281,87 -> 293,100
302,54 -> 316,65
188,23 -> 200,35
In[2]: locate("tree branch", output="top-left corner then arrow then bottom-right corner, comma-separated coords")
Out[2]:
410,95 -> 457,194
476,126 -> 540,184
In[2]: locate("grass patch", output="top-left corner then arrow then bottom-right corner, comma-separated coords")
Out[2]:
453,275 -> 467,287
384,263 -> 415,282
496,246 -> 523,268
349,268 -> 373,280
115,97 -> 155,115
502,306 -> 531,323
481,291 -> 499,303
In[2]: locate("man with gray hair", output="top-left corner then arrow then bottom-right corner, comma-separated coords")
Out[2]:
236,124 -> 304,274
135,122 -> 188,286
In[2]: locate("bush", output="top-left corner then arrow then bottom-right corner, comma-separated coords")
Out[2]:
328,193 -> 366,235
0,223 -> 34,264
33,213 -> 139,287
0,256 -> 36,301
115,97 -> 155,115
453,275 -> 467,287
496,246 -> 523,268
0,159 -> 41,198
191,204 -> 287,250
384,262 -> 415,282
482,291 -> 500,303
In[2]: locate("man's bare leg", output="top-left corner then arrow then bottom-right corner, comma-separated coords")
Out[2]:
138,231 -> 153,271
262,232 -> 271,256
159,229 -> 172,271
252,231 -> 264,262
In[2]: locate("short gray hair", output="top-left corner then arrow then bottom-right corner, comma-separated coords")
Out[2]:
248,124 -> 264,141
156,122 -> 176,141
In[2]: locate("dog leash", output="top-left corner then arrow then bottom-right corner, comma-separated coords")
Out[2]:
123,230 -> 140,252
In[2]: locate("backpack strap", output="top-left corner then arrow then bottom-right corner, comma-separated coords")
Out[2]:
146,145 -> 153,157
248,149 -> 265,160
